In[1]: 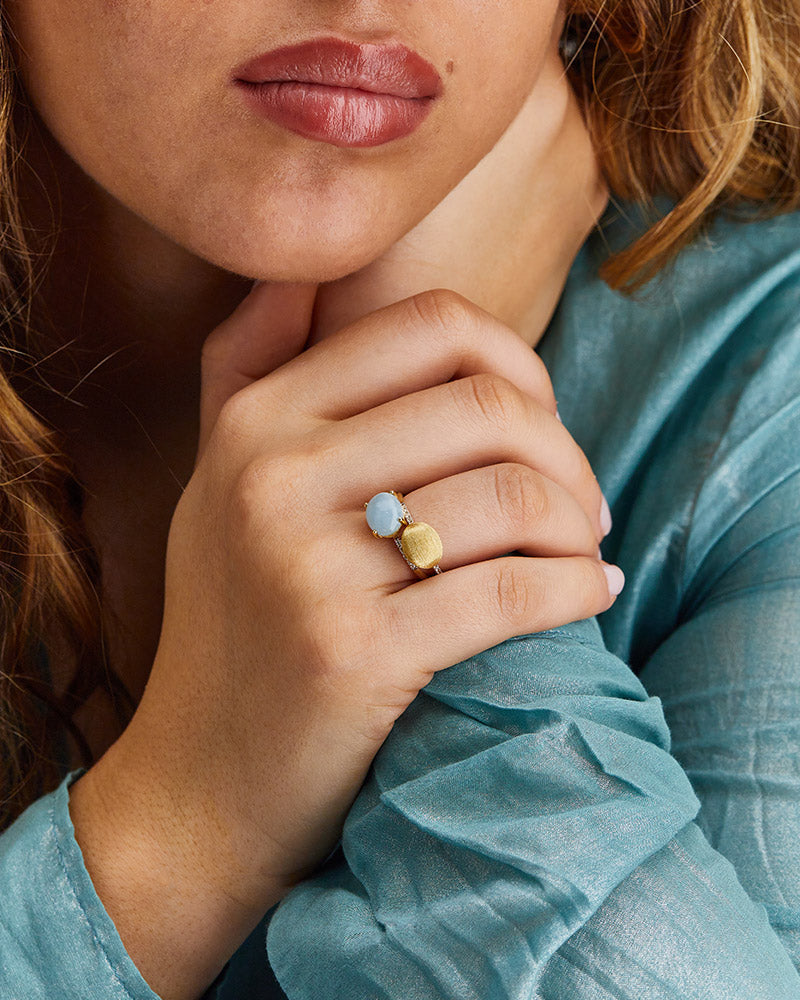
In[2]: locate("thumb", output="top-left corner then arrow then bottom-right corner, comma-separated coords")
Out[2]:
197,279 -> 318,461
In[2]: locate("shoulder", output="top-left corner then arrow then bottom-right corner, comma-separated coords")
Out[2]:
542,199 -> 800,477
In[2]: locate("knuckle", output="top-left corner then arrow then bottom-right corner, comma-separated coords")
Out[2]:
460,372 -> 519,433
408,288 -> 476,341
304,604 -> 401,694
232,453 -> 299,520
231,436 -> 336,526
214,390 -> 255,444
230,457 -> 272,525
492,562 -> 541,627
493,464 -> 547,531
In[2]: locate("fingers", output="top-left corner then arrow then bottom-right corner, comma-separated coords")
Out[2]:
201,285 -> 605,543
215,287 -> 604,539
241,288 -> 558,425
407,464 -> 601,568
197,280 -> 317,462
385,555 -> 623,682
326,374 -> 606,543
350,463 -> 599,588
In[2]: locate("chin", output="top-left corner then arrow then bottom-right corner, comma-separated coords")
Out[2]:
178,195 -> 416,284
204,233 -> 391,285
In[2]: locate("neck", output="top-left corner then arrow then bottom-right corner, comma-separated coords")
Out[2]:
307,49 -> 608,351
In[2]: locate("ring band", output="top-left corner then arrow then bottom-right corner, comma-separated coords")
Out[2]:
364,490 -> 443,580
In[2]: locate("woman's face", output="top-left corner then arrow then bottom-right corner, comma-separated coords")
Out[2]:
6,1 -> 563,282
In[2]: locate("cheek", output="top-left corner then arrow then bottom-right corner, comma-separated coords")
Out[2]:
9,2 -> 208,175
443,0 -> 559,120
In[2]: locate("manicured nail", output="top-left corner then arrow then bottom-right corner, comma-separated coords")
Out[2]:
555,408 -> 563,423
603,563 -> 625,597
600,494 -> 612,537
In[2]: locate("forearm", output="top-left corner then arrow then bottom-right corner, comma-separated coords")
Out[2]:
263,616 -> 799,997
539,823 -> 798,998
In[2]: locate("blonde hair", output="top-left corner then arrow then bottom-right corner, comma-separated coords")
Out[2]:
564,0 -> 800,288
2,0 -> 800,828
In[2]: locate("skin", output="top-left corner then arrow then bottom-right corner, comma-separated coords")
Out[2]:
6,1 -> 610,997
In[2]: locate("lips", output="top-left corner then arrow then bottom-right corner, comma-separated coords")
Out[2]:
232,37 -> 443,100
232,36 -> 443,148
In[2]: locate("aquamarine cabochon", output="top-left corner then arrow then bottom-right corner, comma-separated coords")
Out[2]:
366,492 -> 406,537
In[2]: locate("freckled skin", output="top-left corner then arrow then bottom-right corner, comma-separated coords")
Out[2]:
4,0 -> 561,283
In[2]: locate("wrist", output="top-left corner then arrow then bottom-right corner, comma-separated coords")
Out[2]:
68,730 -> 289,1000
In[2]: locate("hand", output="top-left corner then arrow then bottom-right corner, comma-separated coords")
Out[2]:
71,283 -> 620,1000
149,281 -> 617,881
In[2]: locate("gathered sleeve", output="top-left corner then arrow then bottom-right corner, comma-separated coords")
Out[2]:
264,615 -> 798,997
635,396 -> 800,970
536,442 -> 800,995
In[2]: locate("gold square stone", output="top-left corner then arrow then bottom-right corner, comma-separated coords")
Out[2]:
399,522 -> 443,570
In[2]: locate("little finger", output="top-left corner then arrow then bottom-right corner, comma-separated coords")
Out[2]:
384,554 -> 624,682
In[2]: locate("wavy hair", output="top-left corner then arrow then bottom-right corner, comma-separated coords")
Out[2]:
2,0 -> 800,829
564,0 -> 800,288
0,19 -> 134,831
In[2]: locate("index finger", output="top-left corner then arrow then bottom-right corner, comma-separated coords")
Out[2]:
264,288 -> 558,422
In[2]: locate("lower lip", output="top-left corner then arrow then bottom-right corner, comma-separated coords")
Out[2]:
236,81 -> 435,148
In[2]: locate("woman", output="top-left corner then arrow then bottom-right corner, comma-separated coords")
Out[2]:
0,0 -> 798,997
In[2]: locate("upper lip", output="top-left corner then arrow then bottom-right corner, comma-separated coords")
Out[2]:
232,37 -> 443,100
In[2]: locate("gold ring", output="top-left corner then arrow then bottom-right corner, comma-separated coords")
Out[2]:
364,490 -> 443,579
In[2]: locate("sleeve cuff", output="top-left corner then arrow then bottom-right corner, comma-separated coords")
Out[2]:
0,768 -> 161,998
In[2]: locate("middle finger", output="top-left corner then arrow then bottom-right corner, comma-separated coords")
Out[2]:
324,373 -> 606,543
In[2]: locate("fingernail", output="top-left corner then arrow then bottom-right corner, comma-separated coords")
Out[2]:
600,494 -> 612,537
555,408 -> 563,423
603,563 -> 625,597
596,546 -> 602,560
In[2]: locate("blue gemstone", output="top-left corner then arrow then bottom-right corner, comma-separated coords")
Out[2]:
366,492 -> 406,537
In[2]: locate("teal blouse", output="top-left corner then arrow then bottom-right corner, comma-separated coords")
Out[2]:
2,199 -> 799,998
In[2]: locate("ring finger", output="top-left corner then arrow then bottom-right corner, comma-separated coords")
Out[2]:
350,463 -> 601,587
